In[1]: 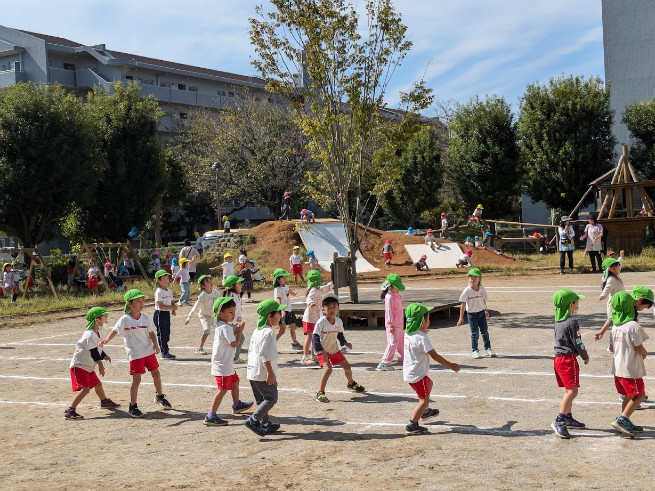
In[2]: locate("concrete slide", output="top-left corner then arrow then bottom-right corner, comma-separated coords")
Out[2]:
299,223 -> 379,272
404,243 -> 464,269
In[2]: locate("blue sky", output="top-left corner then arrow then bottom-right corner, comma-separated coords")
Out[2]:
1,0 -> 604,113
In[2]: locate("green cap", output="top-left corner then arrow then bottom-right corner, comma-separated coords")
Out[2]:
553,289 -> 585,322
632,286 -> 654,303
273,268 -> 290,280
404,302 -> 433,334
154,269 -> 170,280
307,270 -> 322,289
602,257 -> 619,271
124,289 -> 145,314
256,299 -> 286,329
612,291 -> 636,325
224,275 -> 244,288
86,306 -> 108,330
468,268 -> 482,277
197,274 -> 212,286
381,273 -> 405,291
213,296 -> 236,319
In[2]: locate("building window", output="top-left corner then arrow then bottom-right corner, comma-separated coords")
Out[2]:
189,86 -> 198,92
178,84 -> 187,90
8,61 -> 20,71
159,81 -> 171,88
63,63 -> 76,71
125,75 -> 134,81
217,90 -> 226,97
143,79 -> 155,85
228,91 -> 234,98
179,112 -> 188,120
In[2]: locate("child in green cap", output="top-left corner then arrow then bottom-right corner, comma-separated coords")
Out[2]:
551,289 -> 589,439
377,273 -> 406,371
245,299 -> 286,436
65,307 -> 119,420
273,268 -> 302,350
223,275 -> 247,363
594,257 -> 624,347
457,268 -> 495,358
154,269 -> 178,360
185,274 -> 222,355
403,302 -> 460,435
100,289 -> 172,418
301,270 -> 334,365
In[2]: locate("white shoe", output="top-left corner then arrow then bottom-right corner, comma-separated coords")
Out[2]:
195,348 -> 207,355
472,350 -> 481,359
300,357 -> 315,365
485,348 -> 497,357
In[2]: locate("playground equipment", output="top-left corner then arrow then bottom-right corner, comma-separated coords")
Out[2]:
78,242 -> 152,288
0,246 -> 58,299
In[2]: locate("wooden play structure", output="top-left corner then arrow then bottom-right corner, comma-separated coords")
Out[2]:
0,246 -> 58,299
78,242 -> 152,288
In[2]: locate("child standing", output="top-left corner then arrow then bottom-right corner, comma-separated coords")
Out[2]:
223,275 -> 247,363
382,239 -> 394,267
474,236 -> 481,248
3,263 -> 18,303
273,268 -> 302,349
223,216 -> 231,233
185,274 -> 222,355
87,259 -> 100,299
245,299 -> 286,436
551,289 -> 589,439
377,274 -> 405,371
403,302 -> 460,434
154,270 -> 178,360
173,258 -> 191,306
593,257 -> 624,344
313,294 -> 365,402
238,248 -> 248,272
239,261 -> 255,303
205,296 -> 253,426
471,204 -> 483,226
609,291 -> 649,437
100,289 -> 172,418
301,270 -> 333,365
152,251 -> 162,274
171,257 -> 180,281
305,250 -> 319,271
457,268 -> 495,359
209,253 -> 234,286
440,212 -> 449,238
65,307 -> 120,420
289,246 -> 305,285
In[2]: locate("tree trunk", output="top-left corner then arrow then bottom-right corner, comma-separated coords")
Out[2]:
153,198 -> 163,247
349,249 -> 358,303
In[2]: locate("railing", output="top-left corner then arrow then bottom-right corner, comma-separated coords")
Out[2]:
48,67 -> 76,86
0,70 -> 26,87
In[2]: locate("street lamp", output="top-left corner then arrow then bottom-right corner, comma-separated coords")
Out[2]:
212,162 -> 221,230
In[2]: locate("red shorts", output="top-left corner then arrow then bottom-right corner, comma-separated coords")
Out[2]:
303,322 -> 315,335
554,354 -> 579,389
409,375 -> 432,399
614,376 -> 645,398
129,353 -> 159,375
292,264 -> 303,275
317,350 -> 346,367
88,277 -> 99,289
70,367 -> 100,391
384,253 -> 392,260
215,372 -> 239,390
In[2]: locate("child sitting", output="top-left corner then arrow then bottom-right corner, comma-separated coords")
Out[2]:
424,229 -> 436,249
415,254 -> 429,271
464,236 -> 473,247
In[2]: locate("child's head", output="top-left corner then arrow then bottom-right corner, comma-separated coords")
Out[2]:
22,264 -> 28,271
3,263 -> 10,273
171,257 -> 179,267
273,268 -> 290,287
553,289 -> 584,322
306,270 -> 322,290
124,289 -> 146,316
404,302 -> 433,334
385,239 -> 392,245
224,275 -> 243,293
611,291 -> 636,326
240,248 -> 247,256
213,296 -> 236,323
86,306 -> 109,330
321,294 -> 339,318
244,260 -> 252,269
441,212 -> 447,218
180,258 -> 190,269
89,259 -> 95,267
380,273 -> 405,298
224,253 -> 233,263
256,299 -> 286,328
155,269 -> 171,288
602,257 -> 621,276
632,286 -> 654,311
293,246 -> 300,255
420,254 -> 427,262
198,274 -> 213,292
465,249 -> 472,257
467,268 -> 482,287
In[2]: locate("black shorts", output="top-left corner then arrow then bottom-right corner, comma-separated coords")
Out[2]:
281,311 -> 297,326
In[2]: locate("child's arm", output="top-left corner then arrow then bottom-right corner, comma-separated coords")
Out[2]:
264,360 -> 276,385
148,331 -> 161,354
427,349 -> 460,372
230,324 -> 244,347
484,300 -> 490,319
456,302 -> 466,326
99,330 -> 118,346
185,296 -> 202,324
636,344 -> 647,359
208,264 -> 223,271
594,321 -> 610,340
569,320 -> 589,364
337,332 -> 352,350
289,289 -> 297,296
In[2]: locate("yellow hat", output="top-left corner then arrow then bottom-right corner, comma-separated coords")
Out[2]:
224,252 -> 232,259
179,258 -> 190,265
293,246 -> 300,250
477,204 -> 484,209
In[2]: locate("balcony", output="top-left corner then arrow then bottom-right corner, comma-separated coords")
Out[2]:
48,67 -> 76,87
0,69 -> 25,87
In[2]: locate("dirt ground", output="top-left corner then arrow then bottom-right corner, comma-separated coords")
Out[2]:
3,271 -> 655,489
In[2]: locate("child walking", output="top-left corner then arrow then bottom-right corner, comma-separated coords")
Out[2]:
223,275 -> 247,363
273,268 -> 302,349
301,270 -> 334,365
403,302 -> 460,435
185,274 -> 222,355
154,270 -> 178,360
306,250 -> 319,271
382,239 -> 394,267
87,259 -> 100,299
244,299 -> 286,436
65,307 -> 120,420
457,268 -> 495,358
173,258 -> 191,306
209,253 -> 234,286
289,246 -> 305,285
593,257 -> 624,346
100,289 -> 172,418
551,290 -> 589,439
205,296 -> 254,426
377,274 -> 405,371
239,260 -> 255,303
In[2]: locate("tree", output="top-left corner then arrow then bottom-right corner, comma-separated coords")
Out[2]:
448,96 -> 521,220
518,75 -> 615,214
623,98 -> 655,180
152,149 -> 188,246
0,83 -> 102,245
250,0 -> 432,301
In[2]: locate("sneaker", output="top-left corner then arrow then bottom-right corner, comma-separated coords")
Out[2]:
300,356 -> 315,365
628,419 -> 644,433
341,346 -> 348,353
405,421 -> 429,435
472,350 -> 481,359
485,348 -> 497,358
262,421 -> 281,434
233,357 -> 247,364
244,416 -> 267,436
611,416 -> 636,437
100,398 -> 120,408
564,416 -> 585,429
347,381 -> 365,392
316,391 -> 330,403
162,353 -> 176,360
195,348 -> 207,355
421,407 -> 440,420
128,403 -> 143,418
64,407 -> 84,420
205,415 -> 229,426
232,400 -> 254,414
155,394 -> 172,409
291,341 -> 303,350
376,363 -> 394,371
551,421 -> 570,439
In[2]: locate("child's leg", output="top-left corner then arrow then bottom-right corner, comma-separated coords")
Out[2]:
250,380 -> 278,423
318,360 -> 333,392
622,394 -> 646,418
478,315 -> 491,350
395,329 -> 405,361
380,328 -> 396,365
210,389 -> 229,413
150,369 -> 163,396
411,397 -> 430,423
199,333 -> 209,349
230,382 -> 240,404
339,359 -> 354,384
70,387 -> 91,409
303,332 -> 312,357
276,323 -> 286,341
94,381 -> 107,401
289,322 -> 298,343
559,387 -> 578,415
246,289 -> 252,299
468,313 -> 481,351
130,373 -> 142,404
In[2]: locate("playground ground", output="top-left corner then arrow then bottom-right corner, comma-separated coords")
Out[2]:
2,272 -> 655,489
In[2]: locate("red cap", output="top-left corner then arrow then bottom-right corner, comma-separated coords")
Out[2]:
427,229 -> 433,233
441,212 -> 446,216
465,249 -> 473,256
420,254 -> 427,259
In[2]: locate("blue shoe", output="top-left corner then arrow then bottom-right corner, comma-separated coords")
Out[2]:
262,421 -> 281,434
611,416 -> 636,437
232,400 -> 254,414
564,416 -> 585,429
551,420 -> 570,439
204,415 -> 228,426
244,416 -> 266,436
162,353 -> 176,360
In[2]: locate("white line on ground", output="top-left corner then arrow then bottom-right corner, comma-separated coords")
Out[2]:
0,400 -> 67,407
9,331 -> 80,344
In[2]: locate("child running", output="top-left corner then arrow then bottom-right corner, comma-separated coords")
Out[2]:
223,275 -> 247,363
185,274 -> 222,355
289,246 -> 305,285
209,253 -> 234,286
550,289 -> 589,439
65,307 -> 120,419
205,296 -> 253,426
100,289 -> 172,418
403,302 -> 460,435
377,274 -> 405,371
301,270 -> 334,365
173,258 -> 191,306
382,239 -> 394,267
273,268 -> 302,349
3,263 -> 18,303
154,269 -> 178,360
244,299 -> 286,436
457,268 -> 495,358
313,294 -> 365,402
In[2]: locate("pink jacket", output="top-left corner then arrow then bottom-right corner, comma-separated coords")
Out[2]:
385,291 -> 404,329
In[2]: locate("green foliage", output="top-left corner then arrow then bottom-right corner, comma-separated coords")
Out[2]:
623,98 -> 655,179
518,75 -> 615,212
447,96 -> 521,220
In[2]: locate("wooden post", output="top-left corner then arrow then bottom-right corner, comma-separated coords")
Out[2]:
598,156 -> 624,219
22,258 -> 35,299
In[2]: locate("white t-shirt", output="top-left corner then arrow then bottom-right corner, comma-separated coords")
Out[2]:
230,291 -> 243,320
221,261 -> 235,280
70,329 -> 104,372
289,253 -> 303,265
246,326 -> 278,381
112,313 -> 157,361
187,288 -> 222,320
224,220 -> 231,229
87,266 -> 99,278
154,287 -> 173,311
274,285 -> 292,312
176,267 -> 190,283
441,218 -> 448,229
424,234 -> 435,244
302,283 -> 333,323
611,320 -> 649,378
313,316 -> 344,355
238,254 -> 247,266
403,331 -> 434,383
459,285 -> 488,314
211,321 -> 237,376
458,254 -> 472,266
